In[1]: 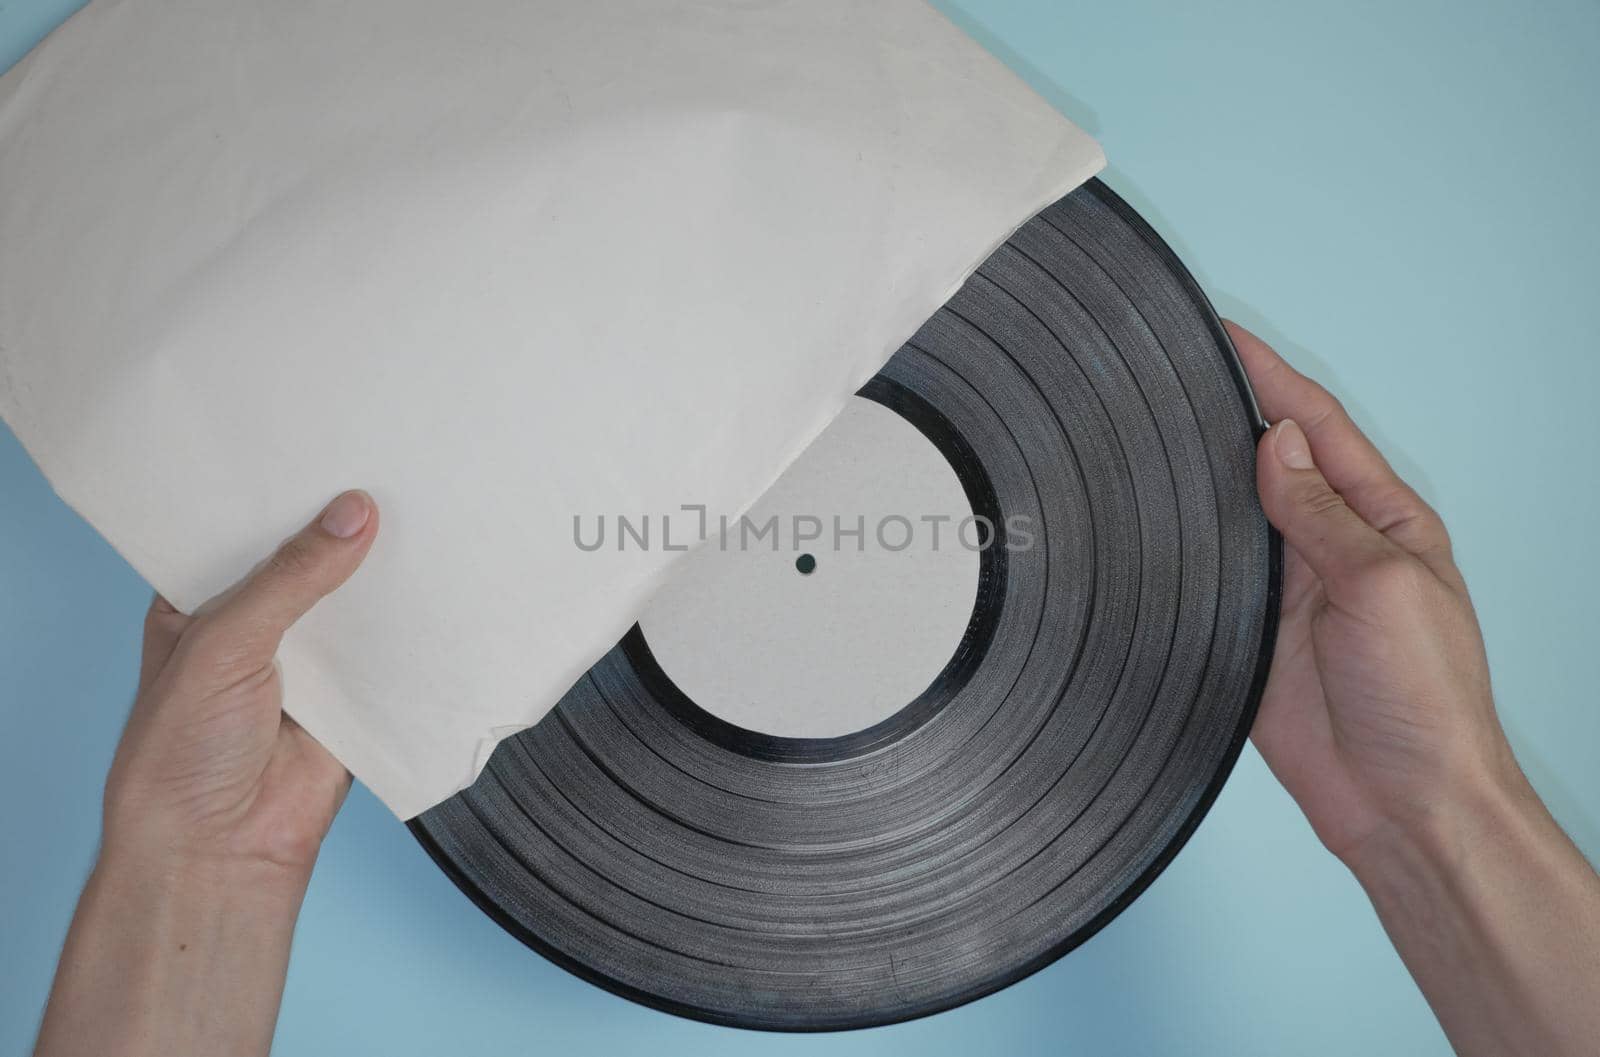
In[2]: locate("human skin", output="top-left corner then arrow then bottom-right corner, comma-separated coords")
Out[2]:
33,490 -> 376,1057
1230,320 -> 1600,1057
32,328 -> 1600,1056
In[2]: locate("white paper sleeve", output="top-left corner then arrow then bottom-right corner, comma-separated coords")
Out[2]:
0,0 -> 1103,817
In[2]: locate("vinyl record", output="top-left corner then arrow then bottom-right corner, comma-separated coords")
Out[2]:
412,178 -> 1281,1031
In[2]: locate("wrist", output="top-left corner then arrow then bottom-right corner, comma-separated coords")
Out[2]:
1343,748 -> 1535,895
35,843 -> 308,1057
100,784 -> 329,892
93,839 -> 313,921
1335,745 -> 1600,1057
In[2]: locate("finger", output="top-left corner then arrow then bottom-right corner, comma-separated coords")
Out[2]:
189,490 -> 378,671
1257,419 -> 1400,591
138,594 -> 191,693
1226,321 -> 1450,565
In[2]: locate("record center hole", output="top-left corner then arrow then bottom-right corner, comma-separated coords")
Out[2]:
795,553 -> 817,576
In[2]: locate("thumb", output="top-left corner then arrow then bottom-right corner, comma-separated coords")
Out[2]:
192,490 -> 378,671
1258,420 -> 1396,586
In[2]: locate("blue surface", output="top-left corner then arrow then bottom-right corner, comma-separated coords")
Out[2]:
3,1 -> 1597,1053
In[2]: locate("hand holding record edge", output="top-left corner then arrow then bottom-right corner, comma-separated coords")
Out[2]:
1232,320 -> 1600,1057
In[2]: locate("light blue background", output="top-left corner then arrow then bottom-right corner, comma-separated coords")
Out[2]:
3,1 -> 1596,1053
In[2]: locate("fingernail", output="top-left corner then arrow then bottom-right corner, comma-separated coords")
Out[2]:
319,490 -> 371,539
1274,420 -> 1315,470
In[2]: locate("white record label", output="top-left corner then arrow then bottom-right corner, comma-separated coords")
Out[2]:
639,396 -> 979,740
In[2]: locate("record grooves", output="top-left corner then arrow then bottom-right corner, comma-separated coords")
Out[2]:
412,178 -> 1282,1031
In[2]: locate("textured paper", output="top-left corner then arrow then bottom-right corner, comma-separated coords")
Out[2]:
0,0 -> 1103,817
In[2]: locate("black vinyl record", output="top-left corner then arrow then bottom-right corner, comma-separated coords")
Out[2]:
412,178 -> 1281,1031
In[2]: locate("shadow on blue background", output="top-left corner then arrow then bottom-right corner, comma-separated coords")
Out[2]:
3,1 -> 1596,1053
